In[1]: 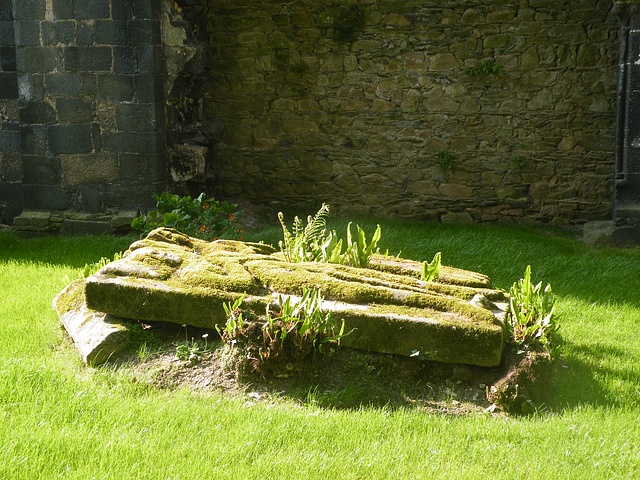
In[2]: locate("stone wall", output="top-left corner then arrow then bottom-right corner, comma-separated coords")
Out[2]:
203,0 -> 618,224
0,0 -> 165,233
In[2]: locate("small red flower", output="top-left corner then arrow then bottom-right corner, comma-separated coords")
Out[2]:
239,236 -> 244,241
228,213 -> 235,221
199,225 -> 206,232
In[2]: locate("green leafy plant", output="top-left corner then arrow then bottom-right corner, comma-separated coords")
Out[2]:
510,154 -> 526,170
466,61 -> 502,77
344,222 -> 382,268
278,203 -> 338,263
218,289 -> 348,375
421,252 -> 441,282
131,192 -> 243,241
65,251 -> 124,284
505,266 -> 557,353
278,204 -> 381,268
175,324 -> 210,363
434,149 -> 453,170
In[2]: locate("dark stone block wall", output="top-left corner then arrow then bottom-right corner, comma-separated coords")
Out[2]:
0,0 -> 165,232
0,1 -> 20,224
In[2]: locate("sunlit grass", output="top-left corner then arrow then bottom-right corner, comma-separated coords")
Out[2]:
1,223 -> 640,479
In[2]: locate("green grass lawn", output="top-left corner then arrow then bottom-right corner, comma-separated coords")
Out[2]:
1,219 -> 639,479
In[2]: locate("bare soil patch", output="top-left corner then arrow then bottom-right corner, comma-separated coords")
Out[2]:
113,321 -> 554,416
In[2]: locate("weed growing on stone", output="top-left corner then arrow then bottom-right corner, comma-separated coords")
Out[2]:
278,203 -> 381,268
466,61 -> 502,77
131,192 -> 243,241
434,149 -> 454,170
64,251 -> 124,284
421,251 -> 441,282
510,154 -> 526,170
505,265 -> 557,353
218,289 -> 347,375
174,325 -> 210,363
344,222 -> 382,268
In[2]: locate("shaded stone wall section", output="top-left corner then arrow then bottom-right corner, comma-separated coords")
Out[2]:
203,0 -> 618,225
0,1 -> 20,223
613,1 -> 640,225
3,0 -> 166,233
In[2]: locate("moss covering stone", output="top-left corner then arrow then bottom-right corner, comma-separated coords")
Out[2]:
78,227 -> 507,366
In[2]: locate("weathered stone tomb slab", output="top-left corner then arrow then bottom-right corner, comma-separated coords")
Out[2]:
54,280 -> 130,365
78,228 -> 507,366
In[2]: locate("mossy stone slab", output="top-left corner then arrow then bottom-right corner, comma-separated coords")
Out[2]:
54,280 -> 131,365
83,227 -> 506,366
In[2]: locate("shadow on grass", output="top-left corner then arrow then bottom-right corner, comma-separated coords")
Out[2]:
0,232 -> 135,269
545,342 -> 640,412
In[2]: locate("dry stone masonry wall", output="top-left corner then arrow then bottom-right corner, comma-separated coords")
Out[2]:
0,0 -> 624,231
204,0 -> 618,224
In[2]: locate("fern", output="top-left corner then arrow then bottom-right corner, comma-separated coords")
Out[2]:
278,204 -> 333,263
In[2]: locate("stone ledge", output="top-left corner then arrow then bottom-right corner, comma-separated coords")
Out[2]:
12,209 -> 137,235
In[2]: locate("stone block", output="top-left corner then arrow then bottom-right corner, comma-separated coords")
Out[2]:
62,218 -> 113,235
49,125 -> 93,154
17,47 -> 57,73
78,185 -> 103,213
0,22 -> 16,46
127,19 -> 160,45
14,0 -> 45,20
52,0 -> 74,20
0,44 -> 17,71
15,21 -> 40,46
76,21 -> 94,45
0,3 -> 13,21
441,211 -> 474,223
429,53 -> 458,71
45,73 -> 97,97
95,20 -> 128,45
74,0 -> 110,20
0,153 -> 22,181
22,156 -> 61,184
41,21 -> 75,46
20,124 -> 47,154
97,74 -> 133,101
61,153 -> 118,186
12,209 -> 51,228
64,47 -> 113,72
112,0 -> 134,20
116,102 -> 157,131
132,0 -> 157,19
113,46 -> 138,74
102,131 -> 159,153
54,281 -> 131,365
112,210 -> 138,230
133,74 -> 161,102
137,44 -> 161,74
0,130 -> 20,153
19,101 -> 57,124
0,72 -> 18,99
22,185 -> 68,210
56,98 -> 93,124
483,34 -> 512,49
